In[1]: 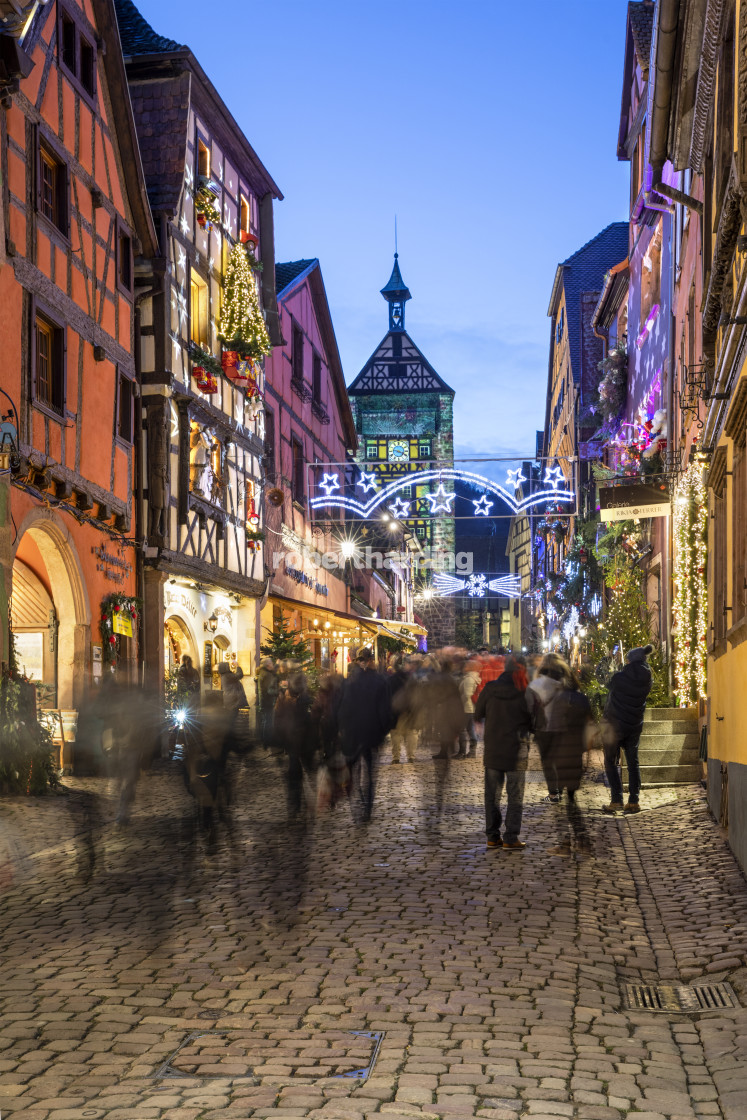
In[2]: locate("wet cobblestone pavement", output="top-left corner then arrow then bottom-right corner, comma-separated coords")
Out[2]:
2,745 -> 747,1120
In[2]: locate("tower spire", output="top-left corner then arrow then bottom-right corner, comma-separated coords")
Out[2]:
380,252 -> 411,332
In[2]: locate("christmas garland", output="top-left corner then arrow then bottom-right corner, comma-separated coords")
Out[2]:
672,462 -> 708,705
99,593 -> 141,666
188,341 -> 223,377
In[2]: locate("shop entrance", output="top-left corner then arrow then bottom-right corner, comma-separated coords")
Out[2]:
11,514 -> 89,711
164,615 -> 198,678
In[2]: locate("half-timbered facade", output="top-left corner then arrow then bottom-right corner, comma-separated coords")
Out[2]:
114,0 -> 281,693
0,0 -> 157,755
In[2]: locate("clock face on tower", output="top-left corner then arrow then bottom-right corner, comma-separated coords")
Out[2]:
388,439 -> 410,462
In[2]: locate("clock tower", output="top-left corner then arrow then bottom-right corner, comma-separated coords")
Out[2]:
347,256 -> 456,643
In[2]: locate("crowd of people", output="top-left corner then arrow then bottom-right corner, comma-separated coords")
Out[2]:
72,639 -> 654,858
252,640 -> 654,852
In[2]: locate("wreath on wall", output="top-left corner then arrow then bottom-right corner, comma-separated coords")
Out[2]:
99,593 -> 142,666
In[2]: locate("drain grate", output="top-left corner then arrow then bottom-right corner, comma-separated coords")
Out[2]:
625,982 -> 739,1013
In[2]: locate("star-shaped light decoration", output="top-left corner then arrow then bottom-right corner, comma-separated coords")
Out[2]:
473,494 -> 493,516
388,497 -> 411,519
319,473 -> 340,496
177,245 -> 187,275
357,471 -> 378,493
184,165 -> 193,190
177,288 -> 188,328
425,483 -> 456,514
180,214 -> 189,236
543,465 -> 566,489
467,574 -> 488,598
506,468 -> 527,489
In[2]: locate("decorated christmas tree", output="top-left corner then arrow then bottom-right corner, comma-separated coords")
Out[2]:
260,613 -> 312,665
218,242 -> 272,361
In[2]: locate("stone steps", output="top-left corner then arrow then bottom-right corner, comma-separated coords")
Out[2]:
621,707 -> 701,787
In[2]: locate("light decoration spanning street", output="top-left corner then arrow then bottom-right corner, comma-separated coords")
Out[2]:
473,495 -> 493,516
506,468 -> 527,488
432,572 -> 523,598
310,467 -> 575,518
357,471 -> 378,493
672,460 -> 708,704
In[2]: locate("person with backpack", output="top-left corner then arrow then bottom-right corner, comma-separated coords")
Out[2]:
526,653 -> 571,803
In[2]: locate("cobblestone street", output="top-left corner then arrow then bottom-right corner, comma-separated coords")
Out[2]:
2,748 -> 747,1120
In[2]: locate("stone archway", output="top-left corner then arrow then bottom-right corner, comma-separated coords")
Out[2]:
12,510 -> 90,710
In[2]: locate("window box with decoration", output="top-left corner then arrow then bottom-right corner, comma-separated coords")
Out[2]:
194,176 -> 221,230
189,342 -> 221,394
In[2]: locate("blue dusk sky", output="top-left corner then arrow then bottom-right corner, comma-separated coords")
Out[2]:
134,0 -> 630,477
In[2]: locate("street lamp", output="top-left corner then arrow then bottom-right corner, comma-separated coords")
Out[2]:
205,612 -> 218,634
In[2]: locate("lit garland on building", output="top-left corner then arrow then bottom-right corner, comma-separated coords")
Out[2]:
218,242 -> 271,360
672,460 -> 708,704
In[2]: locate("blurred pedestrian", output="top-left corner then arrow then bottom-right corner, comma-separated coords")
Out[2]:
424,652 -> 465,760
275,670 -> 314,819
177,655 -> 201,709
457,657 -> 481,758
527,653 -> 570,803
389,656 -> 418,763
475,655 -> 532,850
602,644 -> 653,814
548,673 -> 592,856
256,658 -> 279,746
337,648 -> 391,821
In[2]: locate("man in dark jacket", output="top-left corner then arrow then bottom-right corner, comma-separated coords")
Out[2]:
338,649 -> 392,821
474,657 -> 532,849
602,644 -> 653,814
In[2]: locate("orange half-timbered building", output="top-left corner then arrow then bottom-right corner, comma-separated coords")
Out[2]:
0,0 -> 157,755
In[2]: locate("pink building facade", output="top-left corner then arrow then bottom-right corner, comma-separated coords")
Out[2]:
260,259 -> 377,669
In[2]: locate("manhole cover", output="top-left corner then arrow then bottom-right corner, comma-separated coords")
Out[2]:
625,982 -> 739,1012
155,1028 -> 384,1081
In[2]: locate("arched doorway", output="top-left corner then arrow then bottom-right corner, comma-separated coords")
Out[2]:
164,614 -> 198,677
11,511 -> 90,711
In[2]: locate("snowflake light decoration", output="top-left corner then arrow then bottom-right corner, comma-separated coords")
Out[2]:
319,473 -> 340,496
467,574 -> 488,598
425,483 -> 456,514
180,214 -> 189,236
473,494 -> 493,516
357,471 -> 378,493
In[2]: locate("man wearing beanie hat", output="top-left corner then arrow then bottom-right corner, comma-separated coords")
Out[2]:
602,644 -> 653,813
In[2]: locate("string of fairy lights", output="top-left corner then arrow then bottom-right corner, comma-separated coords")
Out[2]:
672,460 -> 708,704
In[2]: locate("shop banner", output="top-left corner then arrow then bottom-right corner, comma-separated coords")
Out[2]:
599,484 -> 671,522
